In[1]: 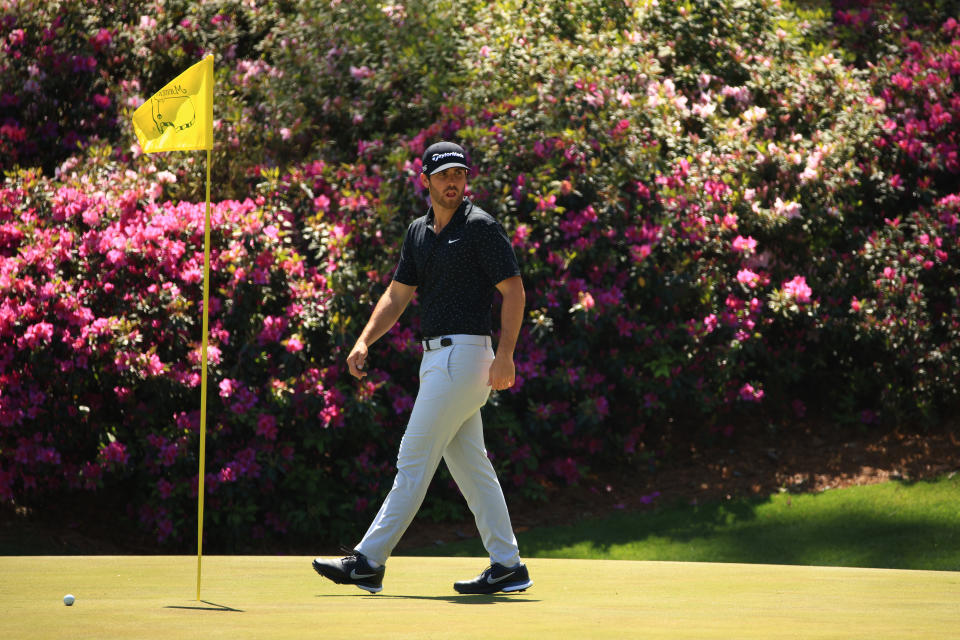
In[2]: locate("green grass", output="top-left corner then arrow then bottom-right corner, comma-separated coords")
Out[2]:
4,477 -> 960,638
2,556 -> 960,639
405,475 -> 960,571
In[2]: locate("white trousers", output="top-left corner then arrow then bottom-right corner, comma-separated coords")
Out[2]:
355,336 -> 521,567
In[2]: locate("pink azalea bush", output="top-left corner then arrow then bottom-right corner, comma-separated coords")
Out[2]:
1,0 -> 958,549
0,153 -> 418,546
843,14 -> 960,418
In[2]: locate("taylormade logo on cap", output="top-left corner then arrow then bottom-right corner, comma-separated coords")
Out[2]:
421,141 -> 470,176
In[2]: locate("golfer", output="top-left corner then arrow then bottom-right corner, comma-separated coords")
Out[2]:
312,141 -> 532,594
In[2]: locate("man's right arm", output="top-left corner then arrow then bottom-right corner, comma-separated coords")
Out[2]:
346,280 -> 417,379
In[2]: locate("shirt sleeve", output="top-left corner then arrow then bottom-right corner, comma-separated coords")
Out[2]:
392,224 -> 419,285
473,217 -> 521,286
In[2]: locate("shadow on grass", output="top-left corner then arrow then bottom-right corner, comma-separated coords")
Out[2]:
526,506 -> 958,569
165,600 -> 244,612
317,593 -> 538,604
406,478 -> 960,571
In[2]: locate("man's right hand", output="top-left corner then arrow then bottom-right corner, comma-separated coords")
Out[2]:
343,280 -> 416,381
347,341 -> 368,379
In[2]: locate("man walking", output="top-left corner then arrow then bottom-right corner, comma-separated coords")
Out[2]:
312,141 -> 532,595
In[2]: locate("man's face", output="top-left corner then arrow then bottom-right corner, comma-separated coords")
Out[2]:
422,167 -> 467,211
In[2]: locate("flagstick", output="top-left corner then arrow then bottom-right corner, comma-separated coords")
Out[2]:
197,148 -> 213,601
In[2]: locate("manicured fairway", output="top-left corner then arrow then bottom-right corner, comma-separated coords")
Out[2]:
1,556 -> 958,639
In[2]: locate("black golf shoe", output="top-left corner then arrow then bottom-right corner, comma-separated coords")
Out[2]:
312,551 -> 385,593
453,562 -> 533,594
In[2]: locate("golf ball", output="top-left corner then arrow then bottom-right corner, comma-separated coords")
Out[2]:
63,594 -> 75,606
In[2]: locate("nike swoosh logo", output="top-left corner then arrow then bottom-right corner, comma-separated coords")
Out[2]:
448,238 -> 461,244
350,569 -> 378,579
486,571 -> 516,584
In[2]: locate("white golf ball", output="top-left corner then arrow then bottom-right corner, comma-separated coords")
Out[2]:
63,594 -> 75,606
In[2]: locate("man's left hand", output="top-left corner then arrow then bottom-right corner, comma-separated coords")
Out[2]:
487,354 -> 516,390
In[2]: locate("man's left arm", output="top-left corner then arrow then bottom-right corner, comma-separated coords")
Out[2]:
488,275 -> 525,390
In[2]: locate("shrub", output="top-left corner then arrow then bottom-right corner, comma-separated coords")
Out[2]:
423,0 -> 891,487
0,0 -> 286,177
0,151 -> 409,547
842,15 -> 960,422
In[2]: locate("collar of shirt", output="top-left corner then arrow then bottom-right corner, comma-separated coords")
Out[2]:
426,199 -> 470,236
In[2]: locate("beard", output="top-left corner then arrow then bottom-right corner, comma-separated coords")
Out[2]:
430,182 -> 464,211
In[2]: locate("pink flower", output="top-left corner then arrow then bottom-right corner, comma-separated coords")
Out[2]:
219,378 -> 237,398
595,396 -> 610,417
512,224 -> 530,247
219,466 -> 237,483
160,443 -> 179,466
737,269 -> 760,288
630,244 -> 652,262
392,393 -> 415,415
739,383 -> 764,403
732,235 -> 757,253
100,441 -> 129,465
145,353 -> 164,376
80,461 -> 103,489
578,291 -> 595,310
180,266 -> 202,284
38,448 -> 61,464
90,28 -> 112,51
552,457 -> 580,485
774,197 -> 802,219
8,28 -> 25,47
782,276 -> 812,303
616,316 -> 637,337
703,313 -> 718,333
205,345 -> 222,365
537,195 -> 556,211
349,65 -> 374,79
285,336 -> 304,352
256,414 -> 278,440
19,322 -> 54,348
258,316 -> 287,343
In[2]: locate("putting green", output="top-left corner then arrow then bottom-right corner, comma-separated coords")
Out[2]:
1,556 -> 958,639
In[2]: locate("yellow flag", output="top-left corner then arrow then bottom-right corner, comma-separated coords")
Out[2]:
132,55 -> 213,153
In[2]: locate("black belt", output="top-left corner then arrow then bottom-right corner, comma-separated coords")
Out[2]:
421,337 -> 453,351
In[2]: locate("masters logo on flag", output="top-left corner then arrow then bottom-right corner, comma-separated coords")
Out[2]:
132,55 -> 213,153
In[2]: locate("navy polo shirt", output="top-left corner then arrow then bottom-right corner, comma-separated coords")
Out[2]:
393,199 -> 520,337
